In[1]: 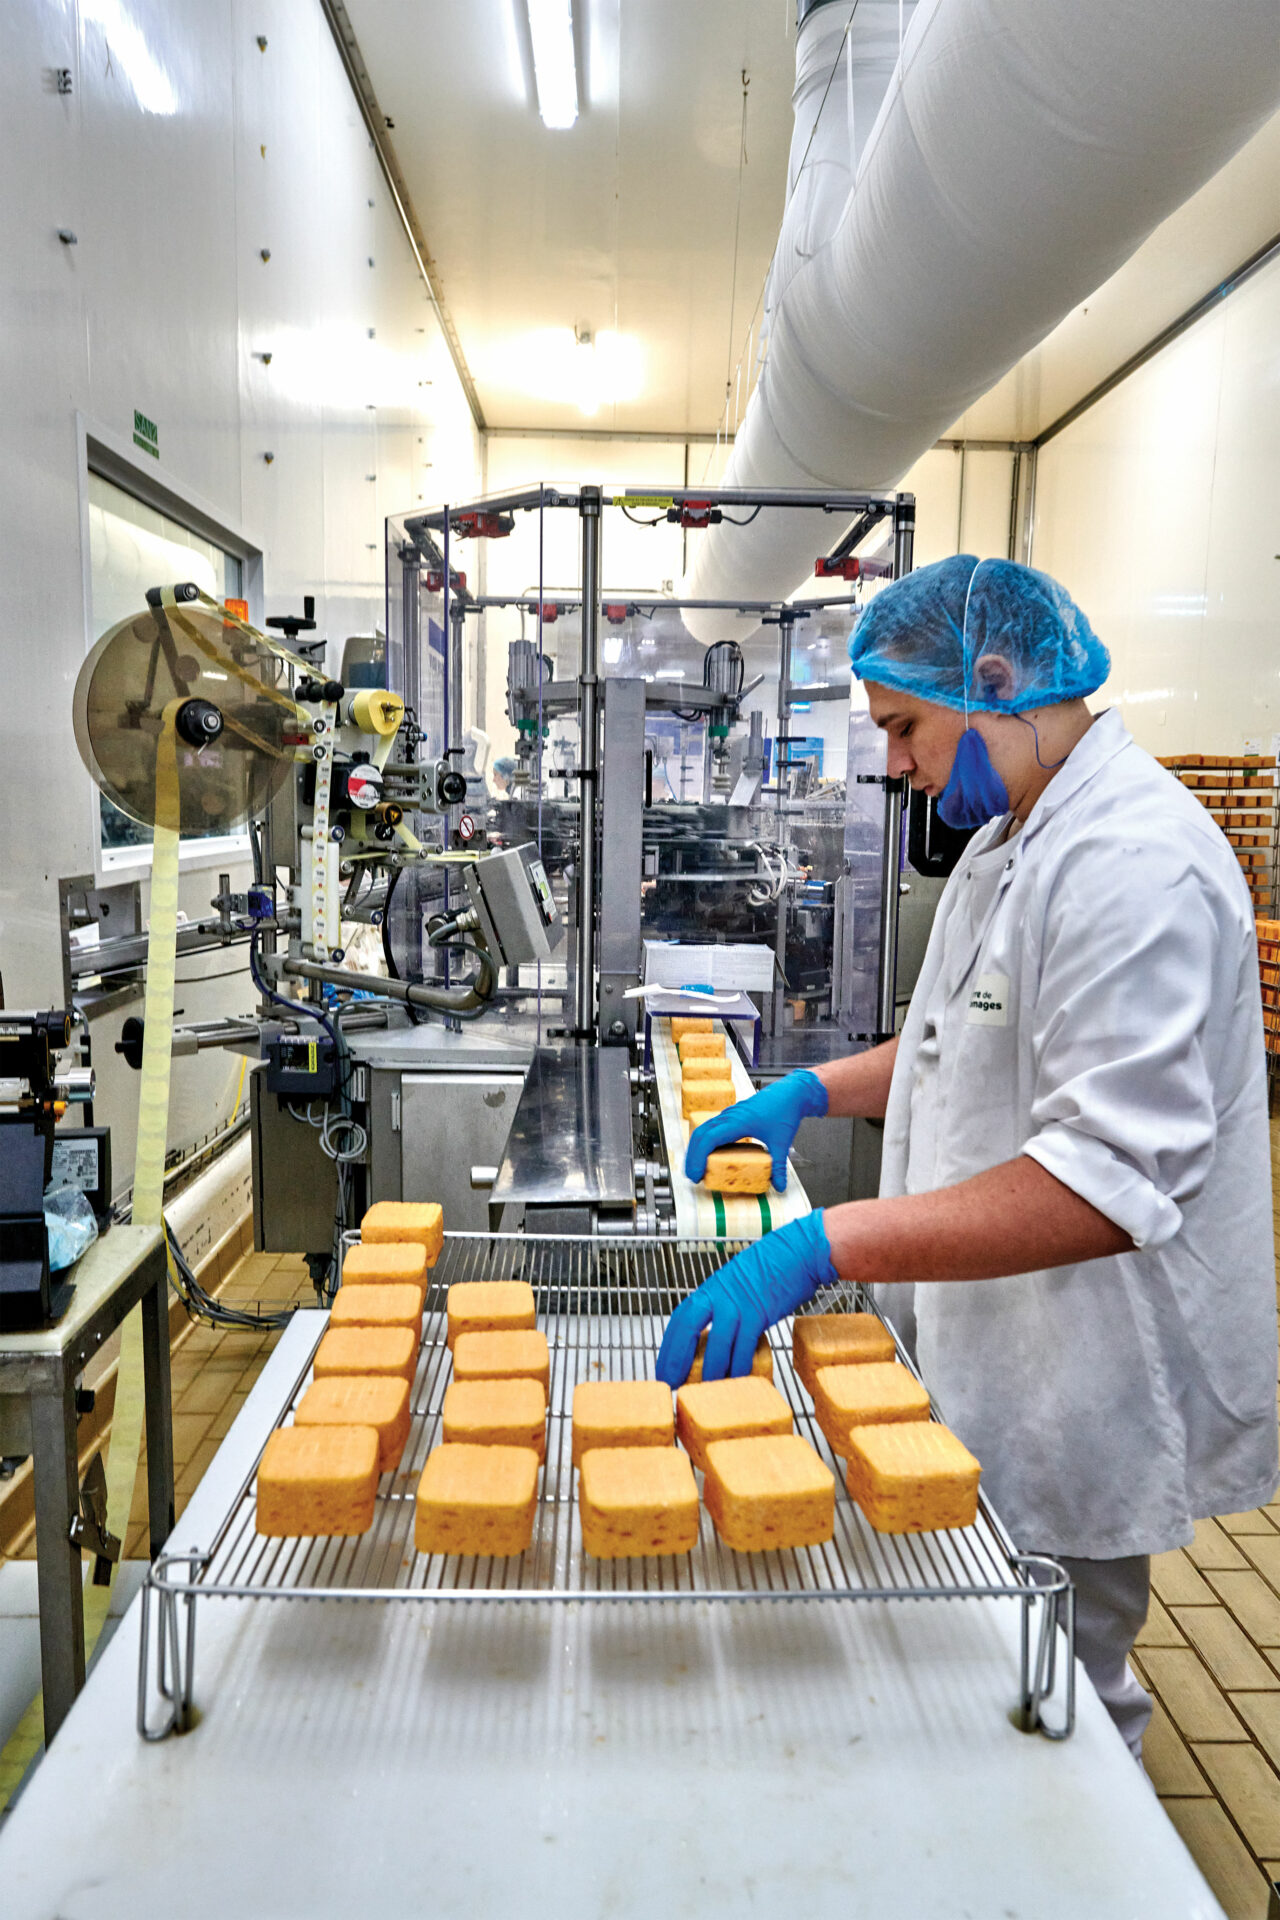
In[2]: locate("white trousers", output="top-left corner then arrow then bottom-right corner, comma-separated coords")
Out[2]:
1054,1553 -> 1153,1760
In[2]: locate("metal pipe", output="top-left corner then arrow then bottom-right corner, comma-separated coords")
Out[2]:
876,779 -> 905,1041
574,486 -> 602,1040
281,954 -> 491,1015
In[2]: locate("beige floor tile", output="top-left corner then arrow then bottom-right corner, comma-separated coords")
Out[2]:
1206,1571 -> 1280,1648
1142,1649 -> 1249,1742
170,1411 -> 214,1466
1221,1510 -> 1280,1537
1173,1608 -> 1280,1691
1240,1534 -> 1280,1593
1192,1745 -> 1280,1858
1152,1548 -> 1219,1607
1138,1594 -> 1187,1648
1189,1519 -> 1251,1572
208,1393 -> 250,1442
1144,1701 -> 1210,1796
1233,1694 -> 1280,1770
1161,1799 -> 1272,1919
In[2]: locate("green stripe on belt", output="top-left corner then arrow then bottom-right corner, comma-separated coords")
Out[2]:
713,1192 -> 727,1238
758,1194 -> 772,1234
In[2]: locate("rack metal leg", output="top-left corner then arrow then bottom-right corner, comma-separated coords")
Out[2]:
29,1379 -> 85,1744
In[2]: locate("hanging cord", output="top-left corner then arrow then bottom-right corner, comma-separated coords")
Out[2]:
722,68 -> 752,413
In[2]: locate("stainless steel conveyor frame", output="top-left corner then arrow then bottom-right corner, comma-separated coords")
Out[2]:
137,1233 -> 1075,1743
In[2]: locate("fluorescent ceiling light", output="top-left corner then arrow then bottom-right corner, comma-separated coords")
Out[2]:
527,0 -> 578,130
655,669 -> 686,681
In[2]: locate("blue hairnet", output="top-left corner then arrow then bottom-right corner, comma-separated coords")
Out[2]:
848,555 -> 1109,715
494,755 -> 518,777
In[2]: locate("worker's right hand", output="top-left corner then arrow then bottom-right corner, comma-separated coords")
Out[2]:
684,1069 -> 829,1192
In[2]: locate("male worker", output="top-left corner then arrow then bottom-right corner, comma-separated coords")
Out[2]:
657,555 -> 1279,1757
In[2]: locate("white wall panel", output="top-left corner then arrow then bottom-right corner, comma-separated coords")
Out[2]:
0,0 -> 480,1183
1032,258 -> 1280,760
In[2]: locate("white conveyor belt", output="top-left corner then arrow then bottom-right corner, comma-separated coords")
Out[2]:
652,1016 -> 811,1239
0,1319 -> 1224,1919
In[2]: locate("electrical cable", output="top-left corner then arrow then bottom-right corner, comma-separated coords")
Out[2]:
619,506 -> 667,526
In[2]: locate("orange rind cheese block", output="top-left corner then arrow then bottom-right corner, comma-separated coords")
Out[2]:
681,1080 -> 735,1119
844,1422 -> 981,1534
579,1446 -> 699,1558
675,1376 -> 792,1473
669,1015 -> 714,1040
361,1200 -> 444,1266
703,1433 -> 835,1553
572,1380 -> 674,1466
256,1424 -> 379,1536
443,1378 -> 548,1459
313,1325 -> 418,1387
678,1033 -> 726,1062
415,1443 -> 538,1557
813,1361 -> 930,1457
330,1283 -> 423,1334
680,1055 -> 734,1086
452,1328 -> 551,1393
445,1279 -> 536,1350
792,1312 -> 896,1393
341,1240 -> 428,1304
294,1375 -> 411,1474
686,1331 -> 773,1383
702,1144 -> 771,1195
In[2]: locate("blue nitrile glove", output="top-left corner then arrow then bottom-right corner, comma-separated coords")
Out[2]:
656,1211 -> 837,1386
684,1069 -> 828,1193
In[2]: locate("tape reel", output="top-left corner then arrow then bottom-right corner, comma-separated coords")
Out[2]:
73,600 -> 296,833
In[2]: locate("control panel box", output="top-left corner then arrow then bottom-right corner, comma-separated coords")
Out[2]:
264,1031 -> 339,1098
464,843 -> 562,968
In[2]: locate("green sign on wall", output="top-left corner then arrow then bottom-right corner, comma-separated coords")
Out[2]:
133,409 -> 159,459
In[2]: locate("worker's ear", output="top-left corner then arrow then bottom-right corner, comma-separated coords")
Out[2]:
973,653 -> 1016,704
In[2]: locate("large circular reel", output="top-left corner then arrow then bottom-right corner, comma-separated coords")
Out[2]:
73,600 -> 297,833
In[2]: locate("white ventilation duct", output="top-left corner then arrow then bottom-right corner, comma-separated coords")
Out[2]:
683,0 -> 1280,638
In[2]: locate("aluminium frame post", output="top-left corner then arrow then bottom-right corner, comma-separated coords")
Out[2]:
574,486 -> 602,1041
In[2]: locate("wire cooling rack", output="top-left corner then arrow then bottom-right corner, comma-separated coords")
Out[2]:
138,1234 -> 1074,1739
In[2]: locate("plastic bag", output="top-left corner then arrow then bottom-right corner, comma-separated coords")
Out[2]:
44,1185 -> 100,1271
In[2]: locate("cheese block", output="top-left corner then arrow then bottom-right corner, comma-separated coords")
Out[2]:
680,1055 -> 734,1086
792,1312 -> 896,1393
341,1241 -> 428,1302
361,1200 -> 444,1266
677,1033 -> 726,1062
452,1328 -> 551,1393
445,1279 -> 536,1350
669,1015 -> 714,1040
844,1422 -> 981,1533
313,1325 -> 418,1386
329,1283 -> 423,1333
812,1361 -> 930,1457
579,1446 -> 700,1558
681,1080 -> 736,1119
294,1375 -> 411,1474
442,1378 -> 548,1459
675,1376 -> 792,1472
703,1433 -> 835,1553
415,1443 -> 539,1557
256,1424 -> 379,1536
571,1380 -> 674,1466
702,1143 -> 771,1195
685,1330 -> 773,1383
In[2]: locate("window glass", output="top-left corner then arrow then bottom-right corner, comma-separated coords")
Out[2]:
87,473 -> 244,853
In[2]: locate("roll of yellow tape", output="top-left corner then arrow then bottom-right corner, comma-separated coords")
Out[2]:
351,688 -> 405,737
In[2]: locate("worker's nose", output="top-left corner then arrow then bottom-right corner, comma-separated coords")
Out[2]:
885,737 -> 915,779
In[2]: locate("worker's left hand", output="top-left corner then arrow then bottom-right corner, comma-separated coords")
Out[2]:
655,1212 -> 837,1386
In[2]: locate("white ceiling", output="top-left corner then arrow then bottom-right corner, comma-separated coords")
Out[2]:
344,0 -> 799,436
346,1 -> 1280,448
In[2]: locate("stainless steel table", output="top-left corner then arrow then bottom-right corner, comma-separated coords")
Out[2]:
0,1225 -> 173,1743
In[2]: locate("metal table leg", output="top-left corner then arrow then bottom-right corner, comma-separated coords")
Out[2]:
29,1379 -> 85,1745
140,1265 -> 175,1557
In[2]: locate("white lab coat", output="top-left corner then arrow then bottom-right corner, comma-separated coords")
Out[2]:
880,709 -> 1279,1559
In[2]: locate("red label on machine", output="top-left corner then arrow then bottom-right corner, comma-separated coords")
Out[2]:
458,812 -> 476,843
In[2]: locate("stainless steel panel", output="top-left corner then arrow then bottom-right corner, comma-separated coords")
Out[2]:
490,1048 -> 633,1211
400,1072 -> 526,1231
251,1076 -> 339,1255
598,678 -> 646,1040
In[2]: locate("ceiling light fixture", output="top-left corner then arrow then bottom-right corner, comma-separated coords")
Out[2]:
526,0 -> 578,130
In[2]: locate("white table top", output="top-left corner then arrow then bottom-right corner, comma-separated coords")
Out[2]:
0,1224 -> 162,1363
0,1318 -> 1224,1919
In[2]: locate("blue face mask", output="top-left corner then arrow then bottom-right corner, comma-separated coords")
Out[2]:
937,727 -> 1010,830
